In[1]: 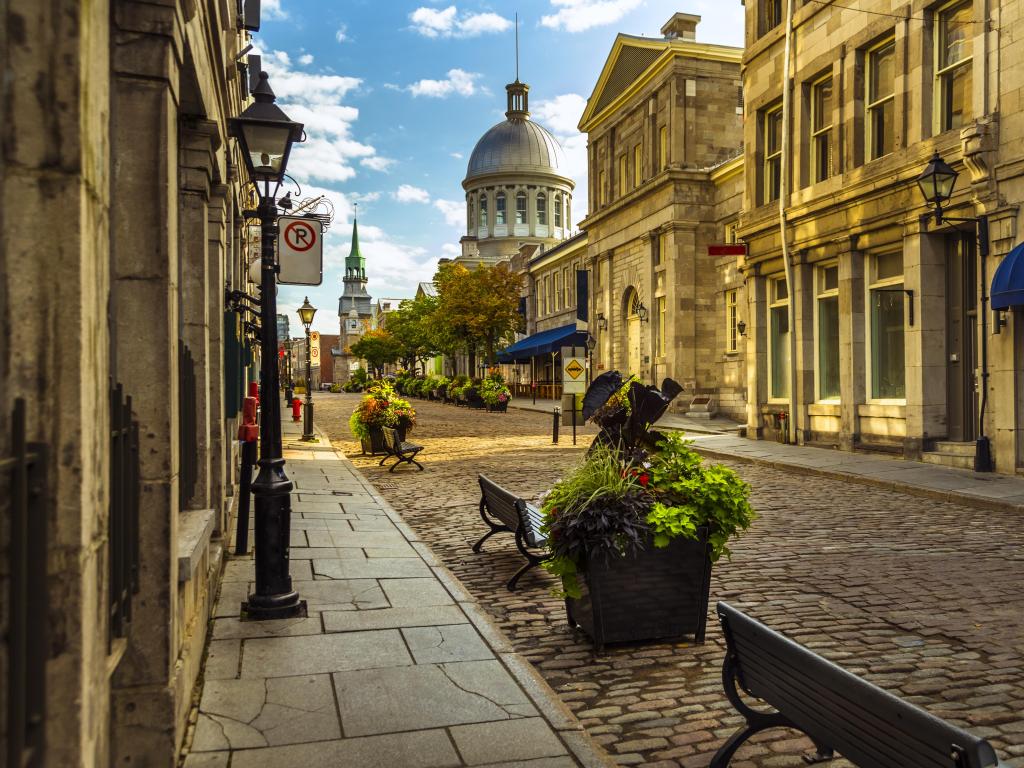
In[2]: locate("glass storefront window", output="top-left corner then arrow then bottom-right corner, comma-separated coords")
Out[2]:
869,253 -> 905,399
817,265 -> 840,400
769,277 -> 789,399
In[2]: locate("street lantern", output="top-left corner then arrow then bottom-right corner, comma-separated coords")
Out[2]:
297,296 -> 317,328
229,72 -> 304,184
636,302 -> 649,323
916,152 -> 958,222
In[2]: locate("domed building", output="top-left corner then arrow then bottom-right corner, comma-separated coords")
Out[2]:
457,80 -> 575,266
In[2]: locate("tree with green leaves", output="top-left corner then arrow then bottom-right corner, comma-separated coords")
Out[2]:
349,329 -> 401,378
385,294 -> 440,374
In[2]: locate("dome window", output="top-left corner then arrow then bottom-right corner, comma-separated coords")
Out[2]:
554,193 -> 562,228
496,193 -> 507,225
515,192 -> 527,225
479,194 -> 488,227
537,193 -> 547,226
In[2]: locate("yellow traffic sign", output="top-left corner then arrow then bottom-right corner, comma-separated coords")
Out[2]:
565,359 -> 585,379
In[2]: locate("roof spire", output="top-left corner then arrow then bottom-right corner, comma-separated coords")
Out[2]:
506,18 -> 529,122
515,13 -> 519,82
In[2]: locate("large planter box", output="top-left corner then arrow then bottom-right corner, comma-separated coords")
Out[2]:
486,400 -> 509,413
566,528 -> 712,649
465,388 -> 486,409
360,425 -> 406,455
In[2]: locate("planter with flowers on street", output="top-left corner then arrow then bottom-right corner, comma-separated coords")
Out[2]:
479,374 -> 511,413
540,372 -> 756,649
348,380 -> 416,455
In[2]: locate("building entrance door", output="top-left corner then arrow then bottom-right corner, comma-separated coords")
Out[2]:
946,233 -> 977,442
626,289 -> 642,376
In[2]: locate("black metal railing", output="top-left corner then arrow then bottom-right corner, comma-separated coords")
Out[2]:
4,398 -> 48,768
108,383 -> 140,648
178,340 -> 197,508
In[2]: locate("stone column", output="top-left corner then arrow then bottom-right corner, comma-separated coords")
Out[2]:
672,225 -> 698,388
207,183 -> 230,531
838,240 -> 865,450
745,266 -> 767,437
109,2 -> 181,762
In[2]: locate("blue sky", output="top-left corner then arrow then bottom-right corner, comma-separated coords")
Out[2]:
258,0 -> 744,334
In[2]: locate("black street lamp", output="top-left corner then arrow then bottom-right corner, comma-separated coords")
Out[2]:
298,297 -> 317,441
230,71 -> 307,618
916,152 -> 993,472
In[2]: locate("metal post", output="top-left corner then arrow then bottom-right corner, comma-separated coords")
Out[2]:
235,438 -> 257,555
243,190 -> 305,619
552,406 -> 560,444
302,325 -> 315,441
572,398 -> 577,446
975,214 -> 993,471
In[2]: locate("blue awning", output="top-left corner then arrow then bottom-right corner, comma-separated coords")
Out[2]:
992,242 -> 1024,310
497,323 -> 588,363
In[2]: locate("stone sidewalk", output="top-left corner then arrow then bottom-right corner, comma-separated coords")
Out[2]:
687,433 -> 1024,514
179,418 -> 614,768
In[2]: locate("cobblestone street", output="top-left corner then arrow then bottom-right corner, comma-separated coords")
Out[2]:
315,392 -> 1024,767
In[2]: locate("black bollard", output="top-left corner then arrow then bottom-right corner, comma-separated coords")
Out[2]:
552,406 -> 560,444
235,438 -> 257,555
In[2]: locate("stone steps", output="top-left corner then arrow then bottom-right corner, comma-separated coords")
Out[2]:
921,441 -> 976,470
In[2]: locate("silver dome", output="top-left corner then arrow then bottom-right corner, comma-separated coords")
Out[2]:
465,118 -> 569,183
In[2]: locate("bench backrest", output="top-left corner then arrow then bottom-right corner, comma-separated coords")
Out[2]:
717,602 -> 1001,768
478,475 -> 546,547
382,427 -> 399,452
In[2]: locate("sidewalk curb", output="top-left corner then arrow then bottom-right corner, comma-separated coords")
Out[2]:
693,445 -> 1024,516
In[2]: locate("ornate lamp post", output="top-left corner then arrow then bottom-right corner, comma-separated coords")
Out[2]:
297,297 -> 317,441
229,71 -> 307,618
916,152 -> 993,472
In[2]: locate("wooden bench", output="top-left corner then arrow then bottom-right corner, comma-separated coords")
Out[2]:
711,601 -> 1008,768
378,427 -> 424,472
473,475 -> 549,591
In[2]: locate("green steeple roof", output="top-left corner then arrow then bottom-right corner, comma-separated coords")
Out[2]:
345,217 -> 365,280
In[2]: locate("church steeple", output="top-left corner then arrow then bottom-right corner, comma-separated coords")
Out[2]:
345,215 -> 365,280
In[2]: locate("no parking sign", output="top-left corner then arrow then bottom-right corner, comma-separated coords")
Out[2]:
277,216 -> 323,285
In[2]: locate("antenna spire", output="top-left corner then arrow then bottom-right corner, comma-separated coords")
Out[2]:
515,13 -> 519,81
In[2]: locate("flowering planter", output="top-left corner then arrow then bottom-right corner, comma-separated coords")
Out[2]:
486,400 -> 509,413
565,527 -> 712,650
466,388 -> 487,409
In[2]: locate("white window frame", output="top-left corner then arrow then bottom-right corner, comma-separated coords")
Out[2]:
495,192 -> 506,225
814,263 -> 841,403
935,0 -> 973,133
478,194 -> 487,227
725,289 -> 738,353
866,38 -> 896,161
768,276 -> 790,402
554,193 -> 562,227
811,76 -> 833,183
866,252 -> 907,404
515,192 -> 527,225
537,193 -> 547,226
764,105 -> 783,204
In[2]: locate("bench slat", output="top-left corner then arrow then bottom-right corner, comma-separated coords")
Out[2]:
718,602 -> 1000,768
521,503 -> 548,547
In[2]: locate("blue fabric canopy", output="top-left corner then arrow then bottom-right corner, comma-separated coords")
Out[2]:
991,241 -> 1024,310
497,323 -> 588,363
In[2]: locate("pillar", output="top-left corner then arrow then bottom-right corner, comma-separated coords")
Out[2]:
838,240 -> 865,450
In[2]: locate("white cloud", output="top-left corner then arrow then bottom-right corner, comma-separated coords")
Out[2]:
441,243 -> 462,258
361,156 -> 396,172
533,93 -> 589,228
409,6 -> 512,37
298,53 -> 314,66
450,151 -> 464,159
408,68 -> 481,98
263,0 -> 288,20
335,24 -> 349,43
351,191 -> 382,203
433,199 -> 464,228
395,184 -> 432,204
539,0 -> 643,33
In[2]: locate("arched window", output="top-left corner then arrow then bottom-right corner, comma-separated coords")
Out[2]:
515,192 -> 527,225
553,193 -> 562,228
495,192 -> 506,225
479,194 -> 488,227
536,193 -> 547,226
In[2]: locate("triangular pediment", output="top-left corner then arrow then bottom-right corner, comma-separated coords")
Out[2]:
579,36 -> 667,131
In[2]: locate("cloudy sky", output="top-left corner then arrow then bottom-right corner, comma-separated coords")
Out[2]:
259,0 -> 744,333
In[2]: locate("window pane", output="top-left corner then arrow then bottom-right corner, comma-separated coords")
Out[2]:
822,265 -> 839,291
479,195 -> 487,226
813,79 -> 833,131
870,100 -> 895,159
537,194 -> 547,225
771,306 -> 790,398
516,193 -> 527,224
554,195 -> 562,227
875,252 -> 903,280
767,111 -> 782,154
815,133 -> 832,181
942,3 -> 972,68
767,157 -> 781,201
944,64 -> 972,130
870,42 -> 895,102
818,296 -> 840,399
774,278 -> 789,301
496,194 -> 506,224
871,288 -> 905,398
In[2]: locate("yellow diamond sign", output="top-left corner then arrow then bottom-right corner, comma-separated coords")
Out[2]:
565,359 -> 585,379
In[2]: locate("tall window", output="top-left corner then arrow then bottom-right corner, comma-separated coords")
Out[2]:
726,289 -> 738,353
869,253 -> 905,399
546,274 -> 554,314
811,77 -> 833,182
659,125 -> 668,170
762,0 -> 782,34
657,296 -> 667,356
764,106 -> 783,203
479,194 -> 487,227
937,1 -> 973,131
725,221 -> 739,243
515,192 -> 527,224
554,193 -> 563,227
867,39 -> 896,160
816,264 -> 840,400
656,231 -> 668,267
495,192 -> 506,225
554,269 -> 563,311
468,198 -> 474,231
618,155 -> 628,196
563,267 -> 571,308
633,144 -> 642,187
537,193 -> 547,226
769,277 -> 790,400
541,275 -> 549,316
599,171 -> 607,205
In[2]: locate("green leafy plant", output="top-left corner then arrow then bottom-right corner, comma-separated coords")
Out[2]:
348,379 -> 417,439
478,376 -> 511,406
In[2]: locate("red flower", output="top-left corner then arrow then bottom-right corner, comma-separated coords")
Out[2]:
638,474 -> 650,487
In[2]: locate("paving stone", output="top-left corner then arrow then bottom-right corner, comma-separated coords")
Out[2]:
192,675 -> 339,750
212,616 -> 323,640
322,605 -> 468,632
313,556 -> 433,580
226,729 -> 461,768
380,577 -> 455,607
288,578 -> 388,612
450,717 -> 569,764
202,639 -> 240,680
240,629 -> 412,677
332,660 -> 536,736
403,624 -> 494,663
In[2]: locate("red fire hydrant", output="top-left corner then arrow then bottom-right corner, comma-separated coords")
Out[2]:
292,397 -> 302,422
248,381 -> 259,405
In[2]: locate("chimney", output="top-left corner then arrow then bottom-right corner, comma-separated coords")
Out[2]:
661,13 -> 701,40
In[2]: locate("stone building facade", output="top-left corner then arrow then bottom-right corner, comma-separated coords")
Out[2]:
335,219 -> 374,383
579,13 -> 747,419
1,1 -> 261,764
738,0 -> 1024,471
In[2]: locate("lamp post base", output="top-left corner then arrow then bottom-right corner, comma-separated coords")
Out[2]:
301,400 -> 316,441
242,595 -> 307,620
974,437 -> 994,472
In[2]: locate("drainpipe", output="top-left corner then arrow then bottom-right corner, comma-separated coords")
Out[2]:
779,0 -> 797,444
